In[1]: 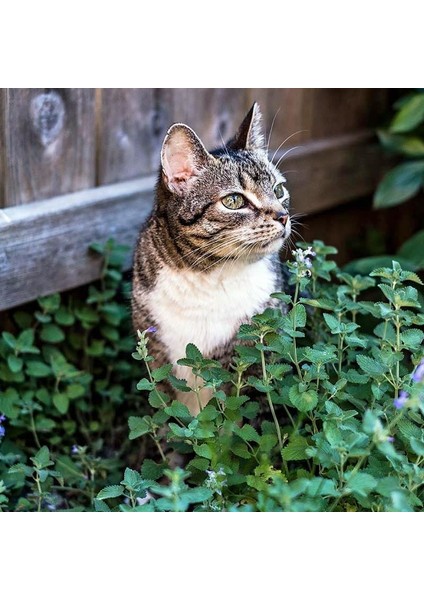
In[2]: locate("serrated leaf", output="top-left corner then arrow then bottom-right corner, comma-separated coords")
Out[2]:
289,304 -> 306,328
96,485 -> 124,500
282,436 -> 310,461
345,472 -> 377,497
31,446 -> 53,470
94,499 -> 111,512
128,416 -> 152,439
398,229 -> 424,269
136,378 -> 155,391
140,459 -> 165,481
168,374 -> 191,392
185,343 -> 203,362
323,313 -> 341,334
2,332 -> 17,349
356,355 -> 387,377
180,487 -> 212,504
194,444 -> 213,459
165,401 -> 192,421
236,424 -> 260,443
401,329 -> 424,349
151,363 -> 173,382
289,385 -> 318,412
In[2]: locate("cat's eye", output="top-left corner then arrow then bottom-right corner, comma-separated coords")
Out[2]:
274,182 -> 286,200
221,193 -> 246,210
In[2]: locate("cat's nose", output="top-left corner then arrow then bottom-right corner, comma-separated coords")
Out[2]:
274,211 -> 289,226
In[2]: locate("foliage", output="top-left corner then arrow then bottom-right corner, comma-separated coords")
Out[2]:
374,90 -> 424,210
1,241 -> 423,511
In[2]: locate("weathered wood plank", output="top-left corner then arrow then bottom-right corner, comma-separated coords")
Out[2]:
1,89 -> 96,207
0,131 -> 393,310
170,89 -> 249,150
0,89 -> 5,208
0,177 -> 155,310
97,89 -> 170,184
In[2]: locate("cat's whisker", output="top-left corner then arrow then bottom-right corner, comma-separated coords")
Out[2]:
266,107 -> 280,155
274,145 -> 304,170
270,130 -> 307,165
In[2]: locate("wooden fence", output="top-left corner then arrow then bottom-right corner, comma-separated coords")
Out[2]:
0,88 -> 393,310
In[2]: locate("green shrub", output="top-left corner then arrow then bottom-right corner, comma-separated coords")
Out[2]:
1,241 -> 423,511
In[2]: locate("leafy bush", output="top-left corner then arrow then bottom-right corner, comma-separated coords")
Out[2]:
374,89 -> 424,210
1,241 -> 423,511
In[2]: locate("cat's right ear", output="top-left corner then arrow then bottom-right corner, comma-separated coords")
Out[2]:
161,124 -> 214,196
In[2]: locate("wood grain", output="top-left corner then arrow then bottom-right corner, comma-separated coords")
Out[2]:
0,132 -> 394,310
1,89 -> 96,207
169,89 -> 249,150
97,89 -> 170,184
0,177 -> 155,310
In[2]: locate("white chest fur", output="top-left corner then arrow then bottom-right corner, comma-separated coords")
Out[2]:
147,257 -> 277,363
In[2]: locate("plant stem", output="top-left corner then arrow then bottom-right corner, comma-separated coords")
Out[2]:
259,339 -> 283,452
30,410 -> 41,449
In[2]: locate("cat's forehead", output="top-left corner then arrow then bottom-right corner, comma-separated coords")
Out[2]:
211,149 -> 285,188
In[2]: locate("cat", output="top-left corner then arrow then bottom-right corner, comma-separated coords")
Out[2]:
132,103 -> 291,415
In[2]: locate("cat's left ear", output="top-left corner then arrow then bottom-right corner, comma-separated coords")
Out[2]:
161,124 -> 214,196
229,102 -> 265,151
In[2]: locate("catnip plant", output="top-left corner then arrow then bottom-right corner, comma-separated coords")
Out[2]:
1,240 -> 423,511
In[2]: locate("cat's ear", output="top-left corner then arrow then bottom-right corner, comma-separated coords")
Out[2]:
161,124 -> 214,196
229,102 -> 265,151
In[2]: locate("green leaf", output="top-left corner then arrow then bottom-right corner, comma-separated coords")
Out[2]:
66,383 -> 85,399
96,485 -> 124,500
345,472 -> 377,497
181,487 -> 212,504
378,130 -> 424,157
168,374 -> 191,392
128,416 -> 152,439
151,363 -> 173,382
2,332 -> 17,349
282,436 -> 310,461
373,161 -> 424,208
289,304 -> 306,328
289,385 -> 318,412
398,229 -> 424,269
356,355 -> 387,377
194,444 -> 213,459
401,329 -> 424,349
164,401 -> 192,421
410,438 -> 424,456
136,378 -> 155,391
140,459 -> 165,481
390,93 -> 424,133
94,499 -> 111,512
54,306 -> 75,326
0,387 -> 20,418
40,324 -> 65,343
323,313 -> 341,334
7,355 -> 23,373
53,393 -> 69,414
236,424 -> 261,443
38,293 -> 61,312
31,446 -> 53,470
185,343 -> 203,362
26,361 -> 51,378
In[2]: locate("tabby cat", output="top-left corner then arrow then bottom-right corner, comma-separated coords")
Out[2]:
132,103 -> 291,415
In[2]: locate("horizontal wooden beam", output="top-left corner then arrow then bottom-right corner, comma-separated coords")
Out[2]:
0,131 -> 393,311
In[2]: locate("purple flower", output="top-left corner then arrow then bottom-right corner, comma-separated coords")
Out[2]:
0,425 -> 5,438
387,436 -> 395,443
412,359 -> 424,384
0,414 -> 6,423
146,326 -> 157,334
394,390 -> 409,409
71,445 -> 79,455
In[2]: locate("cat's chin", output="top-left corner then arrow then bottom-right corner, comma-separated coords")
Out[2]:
256,236 -> 285,255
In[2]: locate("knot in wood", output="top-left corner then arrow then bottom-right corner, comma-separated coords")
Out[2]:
30,92 -> 65,147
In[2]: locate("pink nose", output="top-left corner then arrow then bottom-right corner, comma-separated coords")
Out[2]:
275,211 -> 288,225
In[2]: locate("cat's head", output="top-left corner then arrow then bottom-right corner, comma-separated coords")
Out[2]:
157,103 -> 291,270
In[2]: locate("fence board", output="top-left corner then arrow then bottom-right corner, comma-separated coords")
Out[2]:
0,89 -> 5,207
0,131 -> 394,310
1,89 -> 96,207
0,177 -> 155,310
97,89 -> 171,184
170,89 -> 249,150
